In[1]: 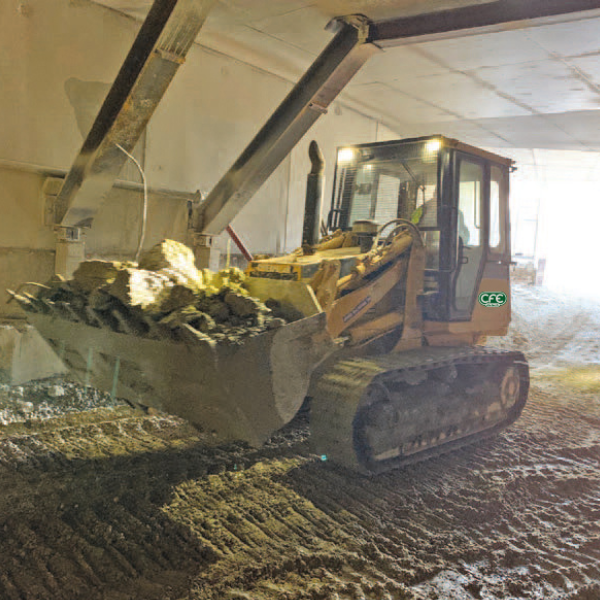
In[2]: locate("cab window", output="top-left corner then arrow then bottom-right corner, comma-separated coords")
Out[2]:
489,164 -> 508,256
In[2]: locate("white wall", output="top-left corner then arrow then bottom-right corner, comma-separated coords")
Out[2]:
538,180 -> 600,297
0,0 -> 137,169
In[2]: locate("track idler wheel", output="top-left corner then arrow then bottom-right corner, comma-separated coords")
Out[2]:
500,365 -> 521,411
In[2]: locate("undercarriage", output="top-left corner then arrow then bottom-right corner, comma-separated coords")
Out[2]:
311,347 -> 529,474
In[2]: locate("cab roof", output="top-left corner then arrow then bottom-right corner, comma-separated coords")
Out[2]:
339,135 -> 514,168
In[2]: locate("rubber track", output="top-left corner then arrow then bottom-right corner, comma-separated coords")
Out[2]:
310,346 -> 529,473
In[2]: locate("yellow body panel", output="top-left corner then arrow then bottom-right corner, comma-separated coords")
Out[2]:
423,277 -> 510,346
248,240 -> 510,350
248,246 -> 363,282
245,278 -> 322,317
348,312 -> 403,344
326,259 -> 407,338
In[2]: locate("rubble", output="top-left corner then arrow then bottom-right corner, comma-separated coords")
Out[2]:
72,260 -> 129,293
12,240 -> 300,345
138,239 -> 202,286
224,291 -> 269,319
108,267 -> 173,312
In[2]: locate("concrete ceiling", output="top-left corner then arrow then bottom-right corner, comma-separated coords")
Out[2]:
93,0 -> 600,152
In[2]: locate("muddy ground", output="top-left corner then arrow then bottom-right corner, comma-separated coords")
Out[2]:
1,285 -> 599,600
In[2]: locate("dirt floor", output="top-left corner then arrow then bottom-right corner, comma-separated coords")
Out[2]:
1,285 -> 599,600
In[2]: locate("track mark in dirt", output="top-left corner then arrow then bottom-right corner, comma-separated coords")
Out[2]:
1,384 -> 600,600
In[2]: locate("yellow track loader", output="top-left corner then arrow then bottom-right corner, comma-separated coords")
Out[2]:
19,0 -> 586,473
244,134 -> 528,472
19,134 -> 528,474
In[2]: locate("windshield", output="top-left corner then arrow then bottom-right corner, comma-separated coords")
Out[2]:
335,139 -> 441,230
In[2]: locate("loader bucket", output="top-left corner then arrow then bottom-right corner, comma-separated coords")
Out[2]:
26,280 -> 334,445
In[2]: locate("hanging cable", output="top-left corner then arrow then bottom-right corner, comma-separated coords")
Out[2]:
116,143 -> 148,263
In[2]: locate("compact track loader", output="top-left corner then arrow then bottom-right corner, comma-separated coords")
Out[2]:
21,0 -> 588,473
246,135 -> 529,472
18,134 -> 528,473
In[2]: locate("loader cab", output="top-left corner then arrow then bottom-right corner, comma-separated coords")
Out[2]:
327,135 -> 513,322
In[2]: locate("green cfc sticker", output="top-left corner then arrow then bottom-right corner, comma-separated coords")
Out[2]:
478,291 -> 507,307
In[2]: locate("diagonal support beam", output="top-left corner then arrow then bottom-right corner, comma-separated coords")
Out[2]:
197,16 -> 379,236
58,0 -> 216,229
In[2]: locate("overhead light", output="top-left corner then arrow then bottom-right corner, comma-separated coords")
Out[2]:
337,148 -> 356,163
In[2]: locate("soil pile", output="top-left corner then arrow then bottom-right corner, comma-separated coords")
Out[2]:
0,377 -> 121,427
10,240 -> 298,345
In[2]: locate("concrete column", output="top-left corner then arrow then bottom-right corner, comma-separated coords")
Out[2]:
188,232 -> 220,271
55,227 -> 85,278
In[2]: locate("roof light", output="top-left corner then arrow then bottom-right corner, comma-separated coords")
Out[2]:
337,147 -> 356,164
425,139 -> 442,154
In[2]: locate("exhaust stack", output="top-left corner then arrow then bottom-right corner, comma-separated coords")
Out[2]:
302,141 -> 325,246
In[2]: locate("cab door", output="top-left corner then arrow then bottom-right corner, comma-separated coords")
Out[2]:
473,162 -> 512,334
451,154 -> 487,319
